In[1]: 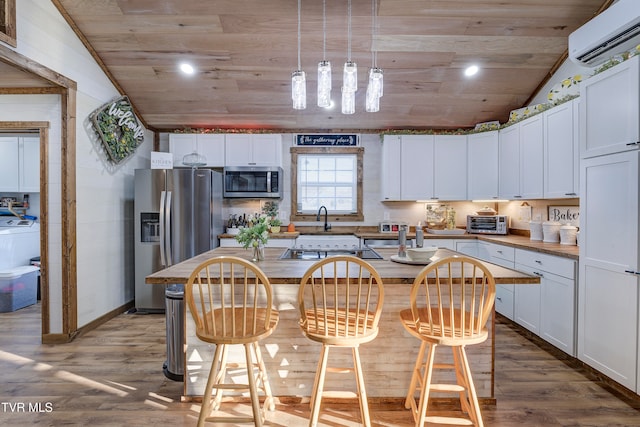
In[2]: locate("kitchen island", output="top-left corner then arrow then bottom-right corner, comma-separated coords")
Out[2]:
146,247 -> 539,401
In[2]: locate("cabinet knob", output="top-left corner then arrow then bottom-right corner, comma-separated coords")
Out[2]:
496,297 -> 503,302
533,271 -> 544,277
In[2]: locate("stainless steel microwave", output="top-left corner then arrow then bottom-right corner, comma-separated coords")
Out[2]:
466,215 -> 509,235
223,166 -> 283,198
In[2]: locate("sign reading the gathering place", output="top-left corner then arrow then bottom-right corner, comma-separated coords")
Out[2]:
296,134 -> 358,146
90,96 -> 145,164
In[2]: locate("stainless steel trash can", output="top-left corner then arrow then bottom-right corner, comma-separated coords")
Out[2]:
163,284 -> 184,381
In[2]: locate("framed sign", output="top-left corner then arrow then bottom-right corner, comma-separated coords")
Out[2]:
548,206 -> 579,226
296,134 -> 358,146
91,96 -> 145,164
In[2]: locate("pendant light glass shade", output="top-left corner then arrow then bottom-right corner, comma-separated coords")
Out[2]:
343,61 -> 358,92
365,67 -> 383,112
317,60 -> 332,108
292,70 -> 306,110
341,86 -> 355,115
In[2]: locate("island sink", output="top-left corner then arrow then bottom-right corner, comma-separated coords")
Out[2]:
279,246 -> 383,260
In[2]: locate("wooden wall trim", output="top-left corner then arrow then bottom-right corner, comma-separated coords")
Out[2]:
0,0 -> 17,47
61,88 -> 77,333
0,44 -> 76,90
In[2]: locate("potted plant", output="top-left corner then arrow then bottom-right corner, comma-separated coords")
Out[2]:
269,217 -> 282,233
235,215 -> 270,261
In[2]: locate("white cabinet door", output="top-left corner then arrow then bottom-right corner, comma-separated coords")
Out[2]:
455,240 -> 478,257
579,151 -> 639,390
545,99 -> 578,198
540,270 -> 575,355
19,137 -> 40,193
225,134 -> 282,166
467,131 -> 499,200
0,137 -> 20,192
196,134 -> 225,167
498,124 -> 520,199
381,135 -> 402,200
250,134 -> 282,167
169,133 -> 198,167
401,135 -> 434,201
519,114 -> 544,199
513,263 -> 541,334
434,135 -> 467,200
580,55 -> 640,159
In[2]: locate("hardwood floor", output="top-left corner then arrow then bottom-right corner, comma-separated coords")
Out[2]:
1,303 -> 639,426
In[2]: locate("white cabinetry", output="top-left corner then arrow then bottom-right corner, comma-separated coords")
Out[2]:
169,133 -> 225,167
498,115 -> 544,199
467,131 -> 499,200
579,151 -> 639,390
381,135 -> 434,201
515,249 -> 576,355
0,136 -> 39,193
580,55 -> 640,159
225,134 -> 282,167
381,135 -> 466,201
434,135 -> 467,200
545,99 -> 579,198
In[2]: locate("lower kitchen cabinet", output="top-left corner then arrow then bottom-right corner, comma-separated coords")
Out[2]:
515,249 -> 576,355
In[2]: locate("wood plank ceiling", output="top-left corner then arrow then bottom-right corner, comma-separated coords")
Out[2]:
47,0 -> 607,131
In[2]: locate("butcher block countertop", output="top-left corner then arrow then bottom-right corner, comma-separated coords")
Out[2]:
146,247 -> 540,286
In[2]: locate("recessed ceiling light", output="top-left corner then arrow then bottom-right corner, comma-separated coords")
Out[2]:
180,63 -> 195,75
464,65 -> 479,77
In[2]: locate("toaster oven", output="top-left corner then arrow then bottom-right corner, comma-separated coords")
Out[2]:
466,215 -> 509,235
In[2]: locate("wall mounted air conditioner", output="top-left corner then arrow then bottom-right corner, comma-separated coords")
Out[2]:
568,0 -> 640,67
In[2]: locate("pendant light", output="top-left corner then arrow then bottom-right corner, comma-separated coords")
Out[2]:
342,0 -> 357,114
366,0 -> 383,112
317,0 -> 331,108
292,0 -> 306,110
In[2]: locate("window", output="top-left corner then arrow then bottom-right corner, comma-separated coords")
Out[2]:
290,146 -> 364,222
0,0 -> 16,48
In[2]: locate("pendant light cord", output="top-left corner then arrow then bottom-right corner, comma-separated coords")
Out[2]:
371,0 -> 377,68
297,0 -> 302,70
322,0 -> 326,62
347,0 -> 352,62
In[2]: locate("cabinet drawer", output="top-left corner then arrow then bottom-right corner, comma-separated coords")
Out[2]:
515,249 -> 575,279
495,285 -> 514,320
485,242 -> 515,263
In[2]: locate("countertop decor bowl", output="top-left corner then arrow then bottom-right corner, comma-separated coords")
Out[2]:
406,246 -> 438,263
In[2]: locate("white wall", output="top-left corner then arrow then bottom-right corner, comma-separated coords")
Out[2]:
3,1 -> 153,331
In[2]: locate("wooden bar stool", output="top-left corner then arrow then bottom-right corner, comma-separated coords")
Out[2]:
399,255 -> 496,426
184,256 -> 279,426
297,256 -> 384,427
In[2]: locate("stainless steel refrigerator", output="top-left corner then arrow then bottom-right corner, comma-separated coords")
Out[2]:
134,168 -> 223,312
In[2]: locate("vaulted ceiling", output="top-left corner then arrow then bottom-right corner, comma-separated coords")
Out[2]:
37,1 -> 612,130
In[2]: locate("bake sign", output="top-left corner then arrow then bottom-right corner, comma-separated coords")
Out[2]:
548,206 -> 579,226
91,96 -> 145,164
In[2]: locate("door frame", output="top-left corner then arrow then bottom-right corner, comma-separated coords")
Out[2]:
0,44 -> 78,343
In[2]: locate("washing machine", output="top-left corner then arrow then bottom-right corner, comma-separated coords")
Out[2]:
0,218 -> 40,271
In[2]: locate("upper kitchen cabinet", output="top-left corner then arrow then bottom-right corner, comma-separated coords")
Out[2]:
169,133 -> 225,167
0,136 -> 39,193
580,55 -> 640,159
467,131 -> 499,200
225,134 -> 282,167
381,135 -> 434,201
434,135 -> 467,200
499,114 -> 544,199
545,99 -> 579,198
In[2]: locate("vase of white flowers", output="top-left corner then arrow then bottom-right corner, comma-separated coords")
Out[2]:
235,215 -> 270,261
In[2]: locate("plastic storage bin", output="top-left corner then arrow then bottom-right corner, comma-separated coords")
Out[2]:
0,266 -> 39,312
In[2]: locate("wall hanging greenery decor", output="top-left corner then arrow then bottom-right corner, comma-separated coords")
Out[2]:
90,96 -> 144,164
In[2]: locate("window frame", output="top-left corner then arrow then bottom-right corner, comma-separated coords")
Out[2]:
0,0 -> 16,48
290,146 -> 364,223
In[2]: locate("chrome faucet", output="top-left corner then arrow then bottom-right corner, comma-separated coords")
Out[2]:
316,205 -> 331,232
